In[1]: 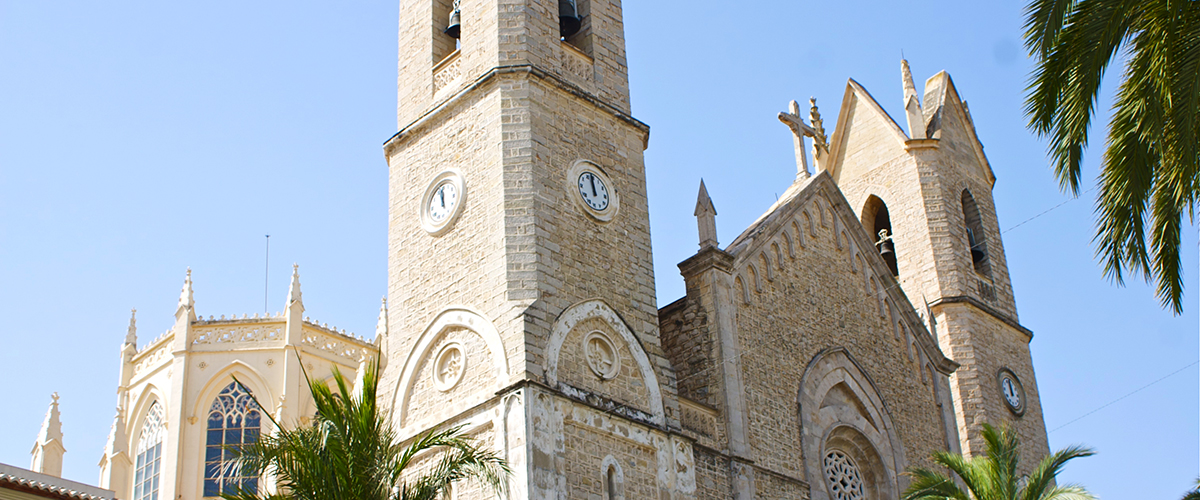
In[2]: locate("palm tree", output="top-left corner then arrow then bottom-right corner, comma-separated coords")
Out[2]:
221,354 -> 509,500
903,423 -> 1095,500
1024,0 -> 1200,314
1183,479 -> 1200,500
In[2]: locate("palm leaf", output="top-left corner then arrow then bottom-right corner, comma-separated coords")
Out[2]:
221,349 -> 509,500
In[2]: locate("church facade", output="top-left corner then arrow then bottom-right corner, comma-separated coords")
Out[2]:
28,1 -> 1050,499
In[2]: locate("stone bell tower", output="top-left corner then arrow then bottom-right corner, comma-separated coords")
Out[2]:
381,0 -> 691,498
831,60 -> 1050,469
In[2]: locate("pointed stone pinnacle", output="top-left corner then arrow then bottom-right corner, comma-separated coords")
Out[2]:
287,263 -> 304,312
901,58 -> 917,98
125,309 -> 138,346
694,180 -> 716,216
695,180 -> 718,249
178,268 -> 194,311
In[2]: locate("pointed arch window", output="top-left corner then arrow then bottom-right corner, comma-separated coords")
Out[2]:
133,402 -> 165,500
203,382 -> 261,498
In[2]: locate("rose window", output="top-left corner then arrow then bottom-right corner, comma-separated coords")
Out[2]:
823,450 -> 866,500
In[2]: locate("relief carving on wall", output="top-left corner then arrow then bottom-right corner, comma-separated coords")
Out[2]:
301,330 -> 361,363
584,331 -> 620,380
192,325 -> 283,345
432,342 -> 465,392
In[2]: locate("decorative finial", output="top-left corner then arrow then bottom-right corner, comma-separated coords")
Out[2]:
809,97 -> 827,149
375,297 -> 389,339
901,59 -> 917,98
31,392 -> 65,477
694,180 -> 718,249
901,59 -> 926,139
286,263 -> 304,313
124,309 -> 138,346
178,268 -> 194,312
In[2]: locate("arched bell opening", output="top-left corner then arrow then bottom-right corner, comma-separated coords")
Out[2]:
861,196 -> 899,277
434,0 -> 461,61
961,189 -> 991,276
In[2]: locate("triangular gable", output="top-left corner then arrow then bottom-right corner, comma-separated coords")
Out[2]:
923,72 -> 997,186
724,171 -> 957,374
826,79 -> 911,181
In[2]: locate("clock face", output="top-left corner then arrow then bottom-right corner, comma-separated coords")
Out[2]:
1001,377 -> 1020,407
420,171 -> 466,235
997,369 -> 1025,415
577,171 -> 610,211
428,182 -> 459,223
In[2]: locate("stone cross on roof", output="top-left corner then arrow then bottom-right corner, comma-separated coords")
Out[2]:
778,99 -> 829,180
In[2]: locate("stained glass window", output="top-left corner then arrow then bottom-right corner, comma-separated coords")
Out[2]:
133,402 -> 165,500
203,381 -> 261,498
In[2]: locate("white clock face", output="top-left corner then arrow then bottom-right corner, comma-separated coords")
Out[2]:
577,171 -> 610,211
428,182 -> 459,223
1001,377 -> 1020,408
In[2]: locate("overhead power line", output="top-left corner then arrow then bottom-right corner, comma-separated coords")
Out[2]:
1048,359 -> 1199,433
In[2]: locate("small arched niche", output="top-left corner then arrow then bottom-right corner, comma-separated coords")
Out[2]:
861,196 -> 899,276
960,189 -> 991,276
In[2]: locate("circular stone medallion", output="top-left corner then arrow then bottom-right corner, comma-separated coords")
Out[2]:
583,331 -> 620,380
432,343 -> 466,391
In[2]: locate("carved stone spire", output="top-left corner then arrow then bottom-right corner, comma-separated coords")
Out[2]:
124,309 -> 137,347
695,180 -> 718,249
102,407 -> 128,459
902,59 -> 918,101
286,263 -> 304,314
30,393 -> 65,477
374,297 -> 389,371
98,407 -> 130,491
901,59 -> 927,139
176,268 -> 195,320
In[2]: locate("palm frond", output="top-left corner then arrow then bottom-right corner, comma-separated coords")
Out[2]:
1182,478 -> 1200,500
1021,444 -> 1095,500
903,468 -> 971,500
1024,0 -> 1079,56
222,350 -> 509,500
1039,484 -> 1098,500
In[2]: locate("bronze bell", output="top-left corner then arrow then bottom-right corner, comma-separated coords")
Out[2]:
879,239 -> 896,260
444,5 -> 462,39
559,0 -> 581,38
967,229 -> 987,264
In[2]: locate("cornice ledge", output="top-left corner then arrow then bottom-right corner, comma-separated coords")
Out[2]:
384,63 -> 651,157
678,246 -> 736,277
928,295 -> 1034,339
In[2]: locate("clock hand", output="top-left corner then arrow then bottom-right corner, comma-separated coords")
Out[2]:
439,188 -> 445,208
589,175 -> 597,196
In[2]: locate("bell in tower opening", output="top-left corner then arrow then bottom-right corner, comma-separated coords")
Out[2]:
862,195 -> 899,276
559,0 -> 581,38
444,0 -> 462,38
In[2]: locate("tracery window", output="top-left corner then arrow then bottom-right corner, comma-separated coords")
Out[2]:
823,449 -> 866,500
133,402 -> 165,500
204,382 -> 261,498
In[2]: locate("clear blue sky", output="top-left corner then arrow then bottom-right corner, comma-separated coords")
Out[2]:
1,1 -> 1195,498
